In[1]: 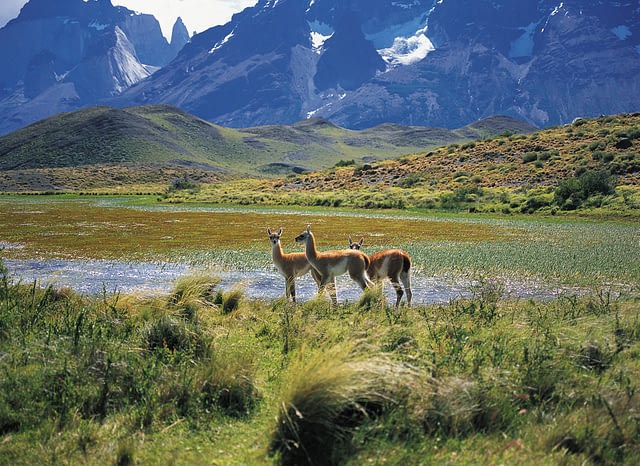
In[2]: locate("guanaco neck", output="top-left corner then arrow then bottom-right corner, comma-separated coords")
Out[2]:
271,240 -> 286,265
304,232 -> 320,264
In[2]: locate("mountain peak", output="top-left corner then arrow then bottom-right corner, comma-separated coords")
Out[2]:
16,0 -> 115,22
170,16 -> 189,52
0,0 -> 192,135
2,0 -> 640,136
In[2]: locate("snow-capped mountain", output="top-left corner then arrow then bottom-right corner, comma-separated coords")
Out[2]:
2,0 -> 640,136
0,0 -> 189,135
118,0 -> 640,130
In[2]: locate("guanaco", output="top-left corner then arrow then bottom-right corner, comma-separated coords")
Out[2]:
348,236 -> 412,307
267,227 -> 321,302
295,224 -> 373,304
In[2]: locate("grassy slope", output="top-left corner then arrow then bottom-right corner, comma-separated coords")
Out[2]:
273,113 -> 640,191
167,113 -> 640,216
0,105 -> 535,192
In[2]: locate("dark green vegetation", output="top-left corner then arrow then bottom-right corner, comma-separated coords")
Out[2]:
0,105 -> 533,192
1,259 -> 639,465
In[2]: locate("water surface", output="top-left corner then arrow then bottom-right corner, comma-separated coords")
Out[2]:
4,258 -> 579,304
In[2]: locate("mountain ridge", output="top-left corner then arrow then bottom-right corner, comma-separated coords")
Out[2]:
0,0 -> 189,135
117,0 -> 640,130
1,0 -> 639,137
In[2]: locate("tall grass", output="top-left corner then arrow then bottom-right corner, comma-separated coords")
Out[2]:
1,259 -> 639,465
269,340 -> 424,466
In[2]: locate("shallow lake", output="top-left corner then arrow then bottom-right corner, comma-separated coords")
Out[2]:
4,258 -> 580,305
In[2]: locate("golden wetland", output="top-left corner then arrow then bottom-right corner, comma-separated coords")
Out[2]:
1,196 -> 639,287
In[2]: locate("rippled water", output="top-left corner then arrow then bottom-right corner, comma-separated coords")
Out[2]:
4,259 -> 578,304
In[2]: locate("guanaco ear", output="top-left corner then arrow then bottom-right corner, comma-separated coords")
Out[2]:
306,224 -> 311,233
267,228 -> 272,235
358,238 -> 364,247
348,235 -> 353,245
277,227 -> 283,236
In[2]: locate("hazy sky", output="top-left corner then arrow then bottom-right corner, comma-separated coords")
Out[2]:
0,0 -> 257,40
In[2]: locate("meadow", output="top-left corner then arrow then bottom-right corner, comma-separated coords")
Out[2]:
0,195 -> 639,465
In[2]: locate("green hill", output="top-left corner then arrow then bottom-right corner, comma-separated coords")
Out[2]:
163,113 -> 640,216
0,105 -> 536,192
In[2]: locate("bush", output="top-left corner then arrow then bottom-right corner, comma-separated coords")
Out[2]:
554,169 -> 616,210
397,173 -> 423,188
521,196 -> 551,214
166,176 -> 199,193
334,159 -> 355,168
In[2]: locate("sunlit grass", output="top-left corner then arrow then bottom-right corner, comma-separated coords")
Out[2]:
1,265 -> 638,465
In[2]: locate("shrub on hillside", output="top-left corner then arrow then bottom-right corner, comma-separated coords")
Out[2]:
554,169 -> 616,210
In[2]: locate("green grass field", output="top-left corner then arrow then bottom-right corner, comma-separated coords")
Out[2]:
1,195 -> 639,465
0,262 -> 639,465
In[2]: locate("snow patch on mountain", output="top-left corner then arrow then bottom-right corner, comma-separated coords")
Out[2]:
306,91 -> 346,119
551,2 -> 565,16
264,0 -> 282,9
378,30 -> 434,66
308,20 -> 334,52
310,31 -> 332,51
392,1 -> 422,9
209,29 -> 235,54
365,15 -> 426,49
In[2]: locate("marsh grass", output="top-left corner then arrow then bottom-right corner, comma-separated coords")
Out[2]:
1,263 -> 640,464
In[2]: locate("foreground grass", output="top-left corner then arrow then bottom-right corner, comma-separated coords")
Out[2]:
1,262 -> 639,465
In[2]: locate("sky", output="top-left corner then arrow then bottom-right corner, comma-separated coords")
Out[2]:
0,0 -> 257,41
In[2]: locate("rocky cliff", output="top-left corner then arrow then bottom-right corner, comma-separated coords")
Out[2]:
0,0 -> 189,135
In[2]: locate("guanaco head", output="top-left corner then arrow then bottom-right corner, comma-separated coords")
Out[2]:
267,227 -> 283,246
294,224 -> 312,243
348,236 -> 364,250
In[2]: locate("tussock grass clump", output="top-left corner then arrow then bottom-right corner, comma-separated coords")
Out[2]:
269,341 -> 424,466
168,274 -> 220,319
356,285 -> 386,312
142,315 -> 196,352
213,286 -> 245,315
417,376 -> 482,436
198,343 -> 261,418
